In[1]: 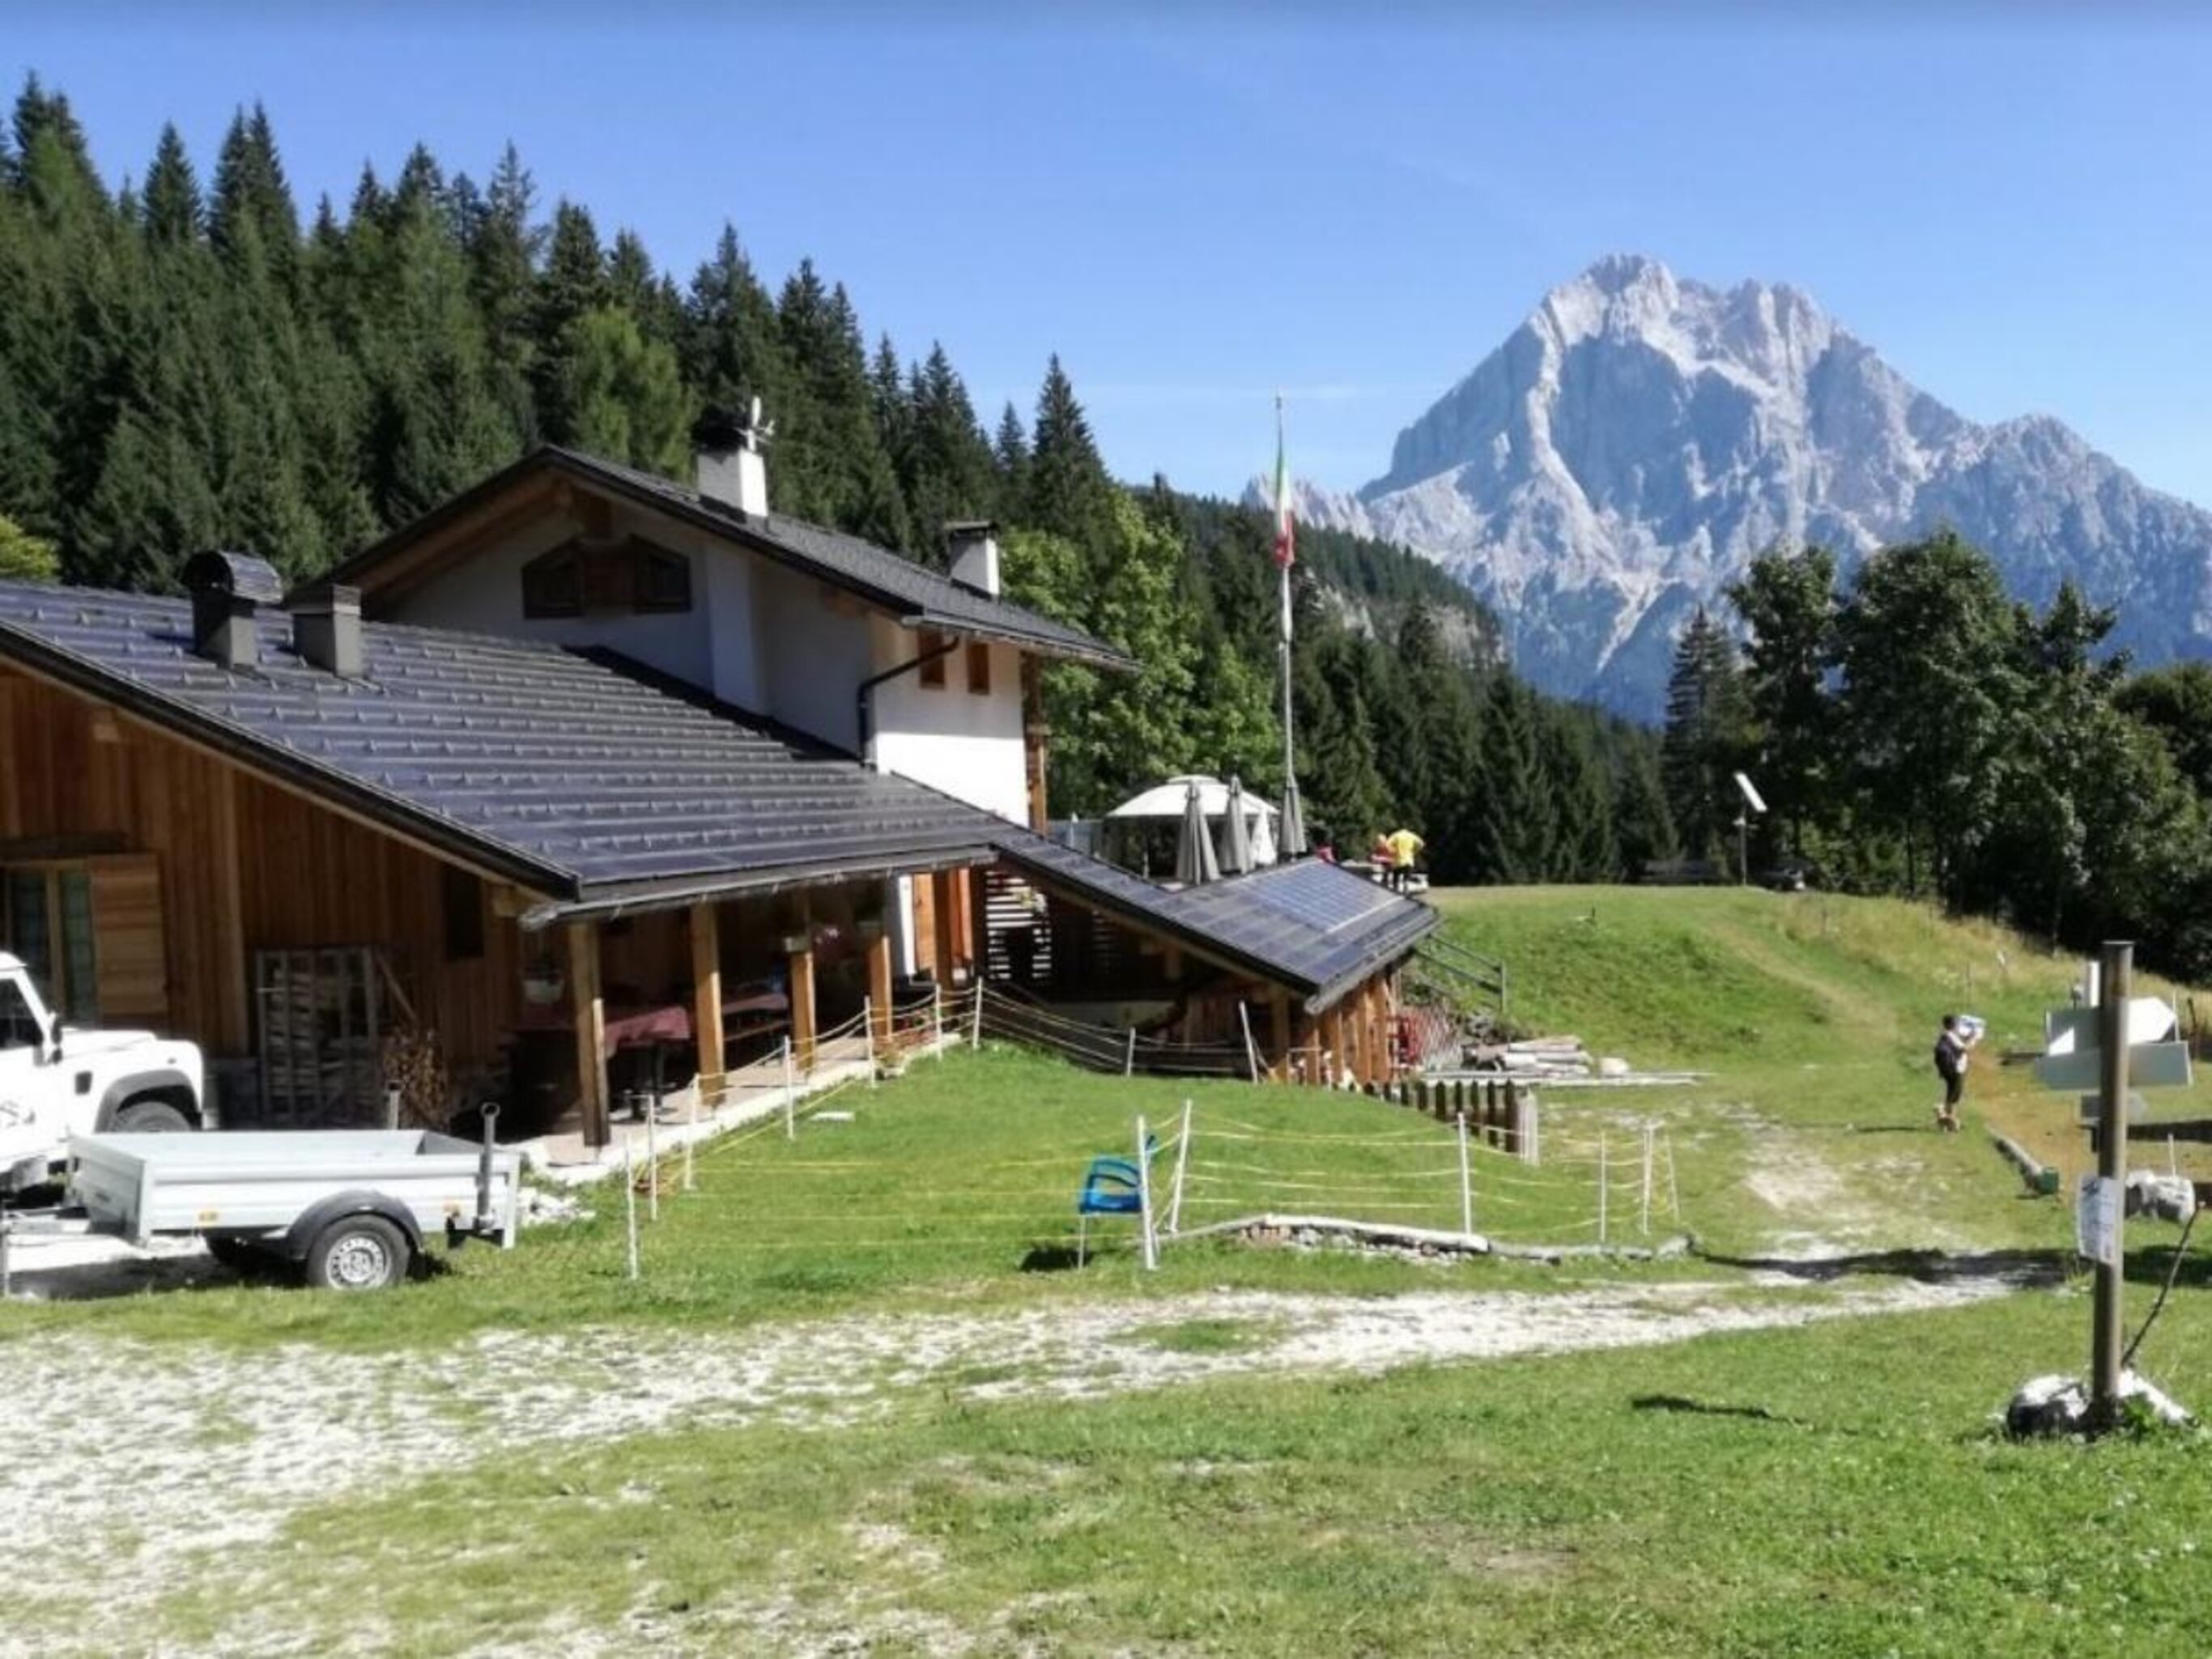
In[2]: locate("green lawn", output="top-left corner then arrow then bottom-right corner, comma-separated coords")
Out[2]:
0,1042 -> 1617,1354
17,884 -> 2212,1657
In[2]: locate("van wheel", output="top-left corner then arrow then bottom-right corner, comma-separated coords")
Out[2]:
304,1214 -> 410,1291
113,1098 -> 191,1133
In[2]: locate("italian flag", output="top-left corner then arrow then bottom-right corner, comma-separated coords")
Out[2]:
1272,402 -> 1295,569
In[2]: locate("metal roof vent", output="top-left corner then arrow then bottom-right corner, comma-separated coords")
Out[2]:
182,551 -> 283,672
288,581 -> 366,678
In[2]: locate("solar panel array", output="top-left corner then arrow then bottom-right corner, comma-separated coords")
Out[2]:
993,831 -> 1436,1007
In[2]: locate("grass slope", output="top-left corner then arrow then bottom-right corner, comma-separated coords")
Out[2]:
18,885 -> 2212,1657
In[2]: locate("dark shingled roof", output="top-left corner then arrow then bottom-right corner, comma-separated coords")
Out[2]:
328,445 -> 1134,671
0,581 -> 1003,906
991,831 -> 1437,1013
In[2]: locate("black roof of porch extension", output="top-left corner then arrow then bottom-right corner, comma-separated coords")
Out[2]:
0,581 -> 1004,908
990,831 -> 1438,1015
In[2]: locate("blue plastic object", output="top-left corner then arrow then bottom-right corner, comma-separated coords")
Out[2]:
1074,1138 -> 1157,1264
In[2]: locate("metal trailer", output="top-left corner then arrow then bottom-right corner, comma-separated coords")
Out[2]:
2,1111 -> 521,1293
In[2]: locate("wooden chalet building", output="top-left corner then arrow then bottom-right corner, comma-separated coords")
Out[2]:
0,430 -> 1436,1147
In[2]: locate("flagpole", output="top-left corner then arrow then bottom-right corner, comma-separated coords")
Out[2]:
1276,393 -> 1296,837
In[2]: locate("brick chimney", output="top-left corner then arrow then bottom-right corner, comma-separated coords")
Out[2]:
946,521 -> 1000,598
182,551 -> 283,672
288,581 -> 366,678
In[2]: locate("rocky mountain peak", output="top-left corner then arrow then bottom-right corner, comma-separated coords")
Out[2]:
1261,258 -> 2212,715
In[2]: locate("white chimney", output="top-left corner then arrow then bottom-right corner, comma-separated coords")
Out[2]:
696,398 -> 772,518
946,521 -> 1000,598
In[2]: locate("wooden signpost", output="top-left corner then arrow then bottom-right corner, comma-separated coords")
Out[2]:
2036,944 -> 2191,1430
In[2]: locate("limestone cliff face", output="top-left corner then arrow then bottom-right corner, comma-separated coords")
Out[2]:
1260,256 -> 2212,714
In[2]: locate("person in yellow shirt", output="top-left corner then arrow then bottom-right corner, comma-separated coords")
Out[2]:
1385,827 -> 1425,892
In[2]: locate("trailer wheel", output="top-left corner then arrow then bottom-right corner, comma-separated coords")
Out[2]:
113,1097 -> 192,1133
304,1214 -> 410,1291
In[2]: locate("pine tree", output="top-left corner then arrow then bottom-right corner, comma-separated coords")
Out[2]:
557,307 -> 692,477
1026,355 -> 1116,551
1470,674 -> 1557,883
991,400 -> 1030,508
682,225 -> 789,466
530,200 -> 606,444
1661,607 -> 1749,868
141,124 -> 202,247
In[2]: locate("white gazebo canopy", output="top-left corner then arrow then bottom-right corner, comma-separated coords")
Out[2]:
1105,775 -> 1278,867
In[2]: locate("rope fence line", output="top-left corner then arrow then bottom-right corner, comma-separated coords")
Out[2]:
538,1021 -> 1687,1287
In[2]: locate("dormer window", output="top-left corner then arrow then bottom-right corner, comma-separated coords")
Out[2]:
522,538 -> 692,619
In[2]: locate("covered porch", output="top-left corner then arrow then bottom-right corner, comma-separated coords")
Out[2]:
532,863 -> 985,1155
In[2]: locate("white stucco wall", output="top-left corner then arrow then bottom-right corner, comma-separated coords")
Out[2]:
753,560 -> 873,751
386,506 -> 717,688
869,624 -> 1028,826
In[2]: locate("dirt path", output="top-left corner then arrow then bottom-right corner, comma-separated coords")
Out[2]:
0,1270 -> 2033,1652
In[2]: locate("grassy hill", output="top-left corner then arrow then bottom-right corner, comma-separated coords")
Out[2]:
15,886 -> 2212,1655
1439,886 -> 2212,1257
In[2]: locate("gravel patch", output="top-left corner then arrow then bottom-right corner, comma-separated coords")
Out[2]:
0,1270 -> 2028,1653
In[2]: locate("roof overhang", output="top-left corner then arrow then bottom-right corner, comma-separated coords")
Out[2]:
325,448 -> 1135,672
521,843 -> 998,930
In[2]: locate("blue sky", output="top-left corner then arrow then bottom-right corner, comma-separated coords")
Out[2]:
11,3 -> 2211,503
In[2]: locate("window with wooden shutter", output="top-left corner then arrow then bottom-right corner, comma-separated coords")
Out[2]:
86,854 -> 168,1024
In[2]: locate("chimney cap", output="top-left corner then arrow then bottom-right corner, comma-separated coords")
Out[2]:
945,519 -> 998,538
691,403 -> 748,455
182,551 -> 283,606
284,580 -> 362,615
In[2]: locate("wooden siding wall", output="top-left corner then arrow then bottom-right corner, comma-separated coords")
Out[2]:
0,670 -> 523,1072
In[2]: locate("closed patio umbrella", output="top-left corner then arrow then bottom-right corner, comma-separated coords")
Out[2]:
1175,778 -> 1221,884
1218,774 -> 1254,874
1278,776 -> 1307,858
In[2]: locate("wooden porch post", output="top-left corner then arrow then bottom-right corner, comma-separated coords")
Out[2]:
930,870 -> 959,985
1022,658 -> 1050,834
208,764 -> 250,1056
1270,988 -> 1291,1085
1323,1005 -> 1344,1087
568,920 -> 609,1147
787,914 -> 817,1072
690,900 -> 725,1100
866,922 -> 895,1049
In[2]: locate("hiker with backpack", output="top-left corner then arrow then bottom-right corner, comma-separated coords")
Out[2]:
1932,1013 -> 1981,1132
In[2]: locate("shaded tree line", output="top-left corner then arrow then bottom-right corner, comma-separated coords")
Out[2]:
1663,531 -> 2212,976
0,75 -> 1670,883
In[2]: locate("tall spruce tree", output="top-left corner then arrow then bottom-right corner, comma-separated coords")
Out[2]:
1661,606 -> 1749,868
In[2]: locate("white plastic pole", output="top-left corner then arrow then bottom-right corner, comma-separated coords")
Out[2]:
1136,1114 -> 1158,1271
684,1090 -> 697,1193
646,1102 -> 659,1223
933,982 -> 945,1059
1457,1111 -> 1474,1238
1665,1134 -> 1682,1224
1124,1027 -> 1137,1078
1,1215 -> 11,1300
1168,1098 -> 1193,1235
863,996 -> 877,1089
781,1036 -> 796,1140
1597,1132 -> 1609,1246
1238,1002 -> 1261,1085
972,981 -> 985,1047
623,1136 -> 640,1281
1640,1123 -> 1653,1236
